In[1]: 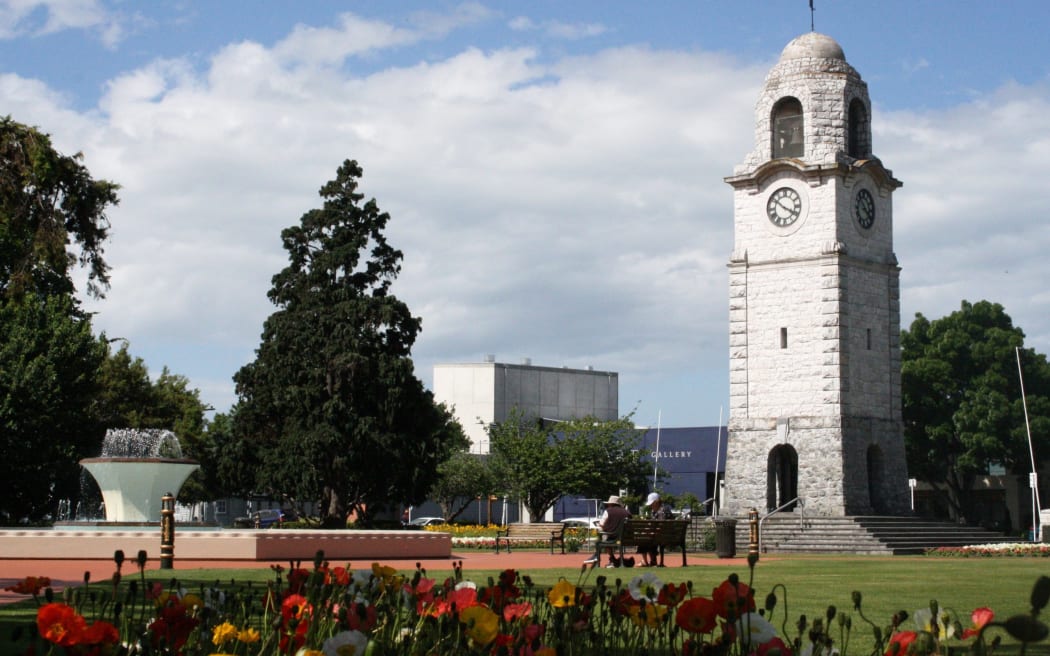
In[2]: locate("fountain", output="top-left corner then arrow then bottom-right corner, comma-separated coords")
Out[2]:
78,429 -> 199,524
0,428 -> 451,562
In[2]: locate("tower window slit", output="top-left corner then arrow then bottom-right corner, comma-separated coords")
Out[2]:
866,328 -> 872,350
772,98 -> 804,158
780,327 -> 788,349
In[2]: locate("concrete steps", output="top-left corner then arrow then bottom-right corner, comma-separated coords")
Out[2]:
733,514 -> 1014,555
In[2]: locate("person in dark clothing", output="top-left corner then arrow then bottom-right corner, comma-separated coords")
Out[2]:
638,492 -> 672,567
583,495 -> 632,567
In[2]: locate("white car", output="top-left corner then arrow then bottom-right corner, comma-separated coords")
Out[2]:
408,516 -> 446,527
561,517 -> 598,529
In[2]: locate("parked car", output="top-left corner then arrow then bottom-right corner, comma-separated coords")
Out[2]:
561,517 -> 598,529
408,516 -> 446,527
252,509 -> 284,528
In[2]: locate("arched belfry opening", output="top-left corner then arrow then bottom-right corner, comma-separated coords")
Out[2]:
867,444 -> 887,514
766,444 -> 799,511
772,97 -> 804,159
848,98 -> 870,159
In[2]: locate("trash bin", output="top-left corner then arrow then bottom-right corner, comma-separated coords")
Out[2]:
714,518 -> 737,558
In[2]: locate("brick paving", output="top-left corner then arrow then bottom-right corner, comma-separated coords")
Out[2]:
0,549 -> 747,605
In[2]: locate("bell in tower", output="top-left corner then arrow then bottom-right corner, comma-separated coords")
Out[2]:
721,32 -> 910,519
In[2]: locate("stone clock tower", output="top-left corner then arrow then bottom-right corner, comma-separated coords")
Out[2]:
722,32 -> 910,517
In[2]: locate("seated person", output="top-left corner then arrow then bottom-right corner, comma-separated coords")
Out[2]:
584,495 -> 631,567
638,492 -> 673,567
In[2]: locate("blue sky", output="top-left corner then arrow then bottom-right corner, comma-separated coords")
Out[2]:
4,1 -> 1050,429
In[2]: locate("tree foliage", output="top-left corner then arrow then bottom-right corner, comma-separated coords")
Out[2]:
488,410 -> 650,520
229,160 -> 467,527
0,294 -> 106,522
902,300 -> 1050,523
428,451 -> 497,523
0,116 -> 118,301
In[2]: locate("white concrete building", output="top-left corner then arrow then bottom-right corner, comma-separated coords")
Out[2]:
433,358 -> 618,453
722,32 -> 911,517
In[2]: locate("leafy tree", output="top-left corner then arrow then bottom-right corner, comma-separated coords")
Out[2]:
92,342 -> 154,430
902,300 -> 1050,524
205,409 -> 260,500
0,116 -> 118,301
489,410 -> 650,520
231,160 -> 467,527
429,451 -> 497,523
0,294 -> 106,522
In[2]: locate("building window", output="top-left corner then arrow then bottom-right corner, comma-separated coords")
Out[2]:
772,98 -> 804,158
780,327 -> 788,349
866,328 -> 872,350
215,500 -> 227,515
848,98 -> 869,158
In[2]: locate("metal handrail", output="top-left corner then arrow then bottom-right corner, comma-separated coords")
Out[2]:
758,497 -> 804,554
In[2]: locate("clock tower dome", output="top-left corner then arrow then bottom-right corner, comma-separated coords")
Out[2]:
722,32 -> 910,516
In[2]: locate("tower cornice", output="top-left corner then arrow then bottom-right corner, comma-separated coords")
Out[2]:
724,157 -> 901,192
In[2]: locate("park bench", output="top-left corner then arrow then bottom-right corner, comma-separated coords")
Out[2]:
592,519 -> 690,566
494,522 -> 566,554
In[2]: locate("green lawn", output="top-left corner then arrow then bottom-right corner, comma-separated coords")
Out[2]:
2,554 -> 1047,654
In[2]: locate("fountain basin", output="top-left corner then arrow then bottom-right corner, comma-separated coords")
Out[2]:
80,457 -> 199,523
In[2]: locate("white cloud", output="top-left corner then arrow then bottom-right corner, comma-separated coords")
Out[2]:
0,0 -> 124,45
7,9 -> 1050,426
507,14 -> 607,40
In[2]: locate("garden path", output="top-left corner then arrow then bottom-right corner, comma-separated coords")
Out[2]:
0,549 -> 744,605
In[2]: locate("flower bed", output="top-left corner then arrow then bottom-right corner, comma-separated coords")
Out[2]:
6,549 -> 1050,655
926,542 -> 1050,557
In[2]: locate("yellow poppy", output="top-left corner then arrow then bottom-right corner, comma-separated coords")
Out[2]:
211,621 -> 238,646
548,579 -> 577,608
460,605 -> 499,646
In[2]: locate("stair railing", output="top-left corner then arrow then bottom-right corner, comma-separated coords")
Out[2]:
758,497 -> 805,554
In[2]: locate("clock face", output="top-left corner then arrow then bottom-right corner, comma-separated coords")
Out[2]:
766,187 -> 802,227
854,188 -> 875,229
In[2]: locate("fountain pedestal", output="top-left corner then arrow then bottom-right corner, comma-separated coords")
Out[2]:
80,457 -> 199,523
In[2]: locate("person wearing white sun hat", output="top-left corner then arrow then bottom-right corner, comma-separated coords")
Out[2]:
583,494 -> 632,567
638,492 -> 673,567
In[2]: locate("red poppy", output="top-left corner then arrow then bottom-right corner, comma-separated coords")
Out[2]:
346,601 -> 377,632
279,618 -> 310,653
758,636 -> 793,656
81,620 -> 120,646
37,603 -> 86,647
281,593 -> 312,623
885,630 -> 918,656
447,586 -> 479,612
712,579 -> 756,619
503,601 -> 533,622
149,602 -> 199,650
5,575 -> 51,596
658,582 -> 689,607
286,568 -> 310,594
609,589 -> 638,616
328,565 -> 351,586
497,568 -> 514,585
676,597 -> 718,634
962,607 -> 994,639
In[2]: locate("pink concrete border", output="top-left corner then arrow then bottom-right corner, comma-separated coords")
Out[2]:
0,529 -> 451,561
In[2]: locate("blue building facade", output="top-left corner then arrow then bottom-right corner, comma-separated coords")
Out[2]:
553,425 -> 727,520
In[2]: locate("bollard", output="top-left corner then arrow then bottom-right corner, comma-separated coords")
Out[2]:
748,507 -> 760,557
160,493 -> 175,570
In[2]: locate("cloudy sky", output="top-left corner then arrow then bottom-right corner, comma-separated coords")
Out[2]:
3,1 -> 1049,428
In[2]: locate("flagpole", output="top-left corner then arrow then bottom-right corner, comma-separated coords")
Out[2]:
652,410 -> 662,487
714,405 -> 724,517
1017,347 -> 1041,540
